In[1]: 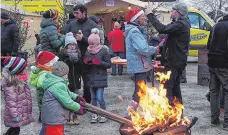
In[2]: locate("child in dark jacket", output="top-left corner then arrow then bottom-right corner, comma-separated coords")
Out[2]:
59,32 -> 82,125
1,57 -> 34,135
83,29 -> 111,123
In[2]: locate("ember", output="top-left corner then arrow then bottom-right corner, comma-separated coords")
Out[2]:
127,71 -> 191,134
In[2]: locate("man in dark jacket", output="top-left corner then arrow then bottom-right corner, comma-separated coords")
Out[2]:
67,4 -> 97,103
146,3 -> 190,104
207,14 -> 228,130
60,12 -> 75,34
1,12 -> 20,57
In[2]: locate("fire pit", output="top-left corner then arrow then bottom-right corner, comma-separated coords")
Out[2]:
119,71 -> 198,135
119,117 -> 198,135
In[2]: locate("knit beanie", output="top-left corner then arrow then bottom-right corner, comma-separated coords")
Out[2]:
43,9 -> 58,20
3,57 -> 27,75
172,3 -> 188,17
88,33 -> 100,45
65,32 -> 77,47
114,22 -> 121,28
52,61 -> 69,77
1,12 -> 9,19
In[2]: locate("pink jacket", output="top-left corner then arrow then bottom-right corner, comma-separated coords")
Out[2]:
1,68 -> 34,127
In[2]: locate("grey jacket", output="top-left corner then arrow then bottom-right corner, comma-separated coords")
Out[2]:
67,19 -> 97,57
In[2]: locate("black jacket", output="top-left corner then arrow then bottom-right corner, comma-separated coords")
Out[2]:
147,14 -> 190,69
84,47 -> 111,88
59,49 -> 82,90
1,19 -> 20,53
67,18 -> 97,57
208,15 -> 228,68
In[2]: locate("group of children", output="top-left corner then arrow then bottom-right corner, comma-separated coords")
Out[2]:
1,28 -> 111,135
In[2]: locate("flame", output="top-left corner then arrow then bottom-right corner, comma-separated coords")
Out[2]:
128,71 -> 190,134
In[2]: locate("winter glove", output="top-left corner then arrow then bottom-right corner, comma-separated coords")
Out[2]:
83,57 -> 92,64
76,106 -> 85,115
92,57 -> 101,65
75,96 -> 86,103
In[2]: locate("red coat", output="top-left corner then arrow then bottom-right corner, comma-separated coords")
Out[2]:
108,28 -> 125,52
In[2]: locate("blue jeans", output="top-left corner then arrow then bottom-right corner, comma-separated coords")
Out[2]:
111,52 -> 125,75
90,88 -> 106,110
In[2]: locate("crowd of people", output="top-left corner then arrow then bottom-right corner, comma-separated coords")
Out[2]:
1,2 -> 228,135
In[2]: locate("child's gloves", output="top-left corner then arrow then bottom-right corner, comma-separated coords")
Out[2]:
75,96 -> 86,103
83,57 -> 92,64
92,57 -> 101,65
76,106 -> 85,115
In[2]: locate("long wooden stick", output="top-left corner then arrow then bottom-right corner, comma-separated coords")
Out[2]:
81,102 -> 133,126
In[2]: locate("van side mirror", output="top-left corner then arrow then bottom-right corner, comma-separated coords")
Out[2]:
202,22 -> 211,31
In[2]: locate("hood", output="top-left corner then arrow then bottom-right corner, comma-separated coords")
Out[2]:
125,23 -> 138,37
179,16 -> 191,27
40,18 -> 56,28
42,72 -> 68,90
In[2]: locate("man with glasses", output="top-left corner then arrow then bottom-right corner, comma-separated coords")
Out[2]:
145,3 -> 191,105
67,4 -> 97,103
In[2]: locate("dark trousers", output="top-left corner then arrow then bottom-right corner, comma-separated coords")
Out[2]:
164,68 -> 183,104
209,68 -> 228,125
81,68 -> 91,103
5,127 -> 20,135
111,52 -> 125,75
132,72 -> 147,103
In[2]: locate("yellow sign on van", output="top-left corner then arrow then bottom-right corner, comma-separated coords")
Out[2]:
3,1 -> 63,15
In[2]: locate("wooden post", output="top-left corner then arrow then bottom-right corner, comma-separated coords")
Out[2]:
81,102 -> 134,126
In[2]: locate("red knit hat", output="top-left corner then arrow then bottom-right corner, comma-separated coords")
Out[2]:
36,51 -> 59,71
126,8 -> 144,23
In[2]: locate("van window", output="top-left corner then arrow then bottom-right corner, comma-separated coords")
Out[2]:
188,12 -> 207,30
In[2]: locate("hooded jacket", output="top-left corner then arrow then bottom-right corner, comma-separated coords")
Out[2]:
208,15 -> 228,68
39,18 -> 65,54
125,22 -> 156,73
29,67 -> 49,111
1,68 -> 34,127
1,19 -> 20,53
147,14 -> 190,69
41,72 -> 80,125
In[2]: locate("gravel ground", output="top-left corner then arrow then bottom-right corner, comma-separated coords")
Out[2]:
1,63 -> 228,135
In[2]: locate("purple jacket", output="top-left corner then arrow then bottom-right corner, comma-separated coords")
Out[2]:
1,68 -> 34,127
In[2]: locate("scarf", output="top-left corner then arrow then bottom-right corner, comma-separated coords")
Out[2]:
87,44 -> 102,54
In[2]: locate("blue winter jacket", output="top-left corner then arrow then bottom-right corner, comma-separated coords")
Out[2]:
125,23 -> 156,73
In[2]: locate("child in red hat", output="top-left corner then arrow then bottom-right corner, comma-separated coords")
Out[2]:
29,51 -> 59,122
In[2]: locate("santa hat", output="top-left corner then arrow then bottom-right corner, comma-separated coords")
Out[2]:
36,51 -> 59,71
126,8 -> 144,23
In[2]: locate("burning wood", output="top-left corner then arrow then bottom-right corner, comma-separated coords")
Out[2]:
80,102 -> 133,126
127,71 -> 191,134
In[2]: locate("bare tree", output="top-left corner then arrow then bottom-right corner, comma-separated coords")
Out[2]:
7,0 -> 34,58
191,0 -> 228,21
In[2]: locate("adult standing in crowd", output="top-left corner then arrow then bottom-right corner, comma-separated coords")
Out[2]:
60,12 -> 75,34
207,14 -> 228,130
108,22 -> 125,75
89,15 -> 105,45
39,9 -> 65,55
67,4 -> 97,103
1,12 -> 20,57
146,3 -> 191,104
124,9 -> 159,118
